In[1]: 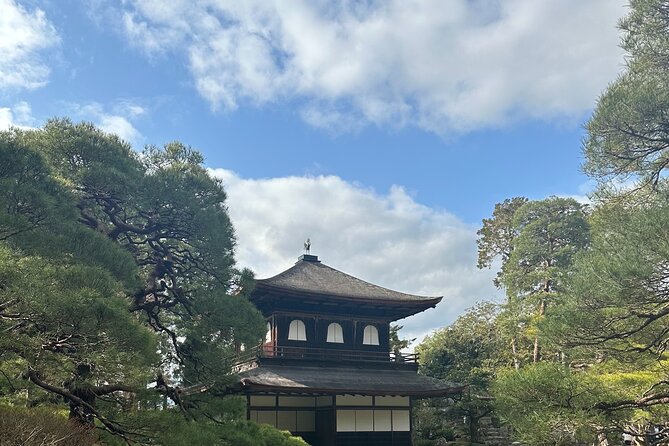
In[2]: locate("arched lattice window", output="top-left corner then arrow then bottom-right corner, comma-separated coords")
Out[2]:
326,323 -> 344,343
362,325 -> 379,345
288,319 -> 307,341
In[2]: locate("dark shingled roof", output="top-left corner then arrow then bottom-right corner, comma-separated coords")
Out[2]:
255,255 -> 441,305
236,363 -> 462,397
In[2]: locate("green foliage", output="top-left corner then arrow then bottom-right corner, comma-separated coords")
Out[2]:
0,133 -> 73,241
416,303 -> 507,442
477,196 -> 589,365
99,409 -> 309,446
29,118 -> 143,196
476,196 -> 528,288
0,244 -> 157,370
389,324 -> 414,357
0,120 -> 271,442
501,197 -> 589,299
584,0 -> 669,187
423,197 -> 590,442
485,3 -> 669,440
493,363 -> 611,445
461,5 -> 669,443
413,440 -> 436,446
547,198 -> 669,360
493,361 -> 669,445
0,137 -> 157,419
483,197 -> 669,443
219,421 -> 310,446
530,197 -> 669,439
419,302 -> 507,386
492,198 -> 669,445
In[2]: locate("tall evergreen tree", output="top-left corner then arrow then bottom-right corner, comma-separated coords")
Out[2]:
477,197 -> 589,364
584,0 -> 669,189
491,2 -> 669,443
0,120 -> 279,444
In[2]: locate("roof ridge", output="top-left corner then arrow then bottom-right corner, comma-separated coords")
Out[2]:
255,257 -> 441,303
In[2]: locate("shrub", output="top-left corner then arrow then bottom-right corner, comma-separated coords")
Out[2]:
0,406 -> 97,446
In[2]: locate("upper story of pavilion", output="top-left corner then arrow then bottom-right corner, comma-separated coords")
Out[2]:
244,254 -> 442,370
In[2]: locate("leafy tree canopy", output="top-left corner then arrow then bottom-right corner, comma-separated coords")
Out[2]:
0,119 -> 274,443
476,196 -> 528,288
477,196 -> 589,364
584,0 -> 669,188
502,197 -> 589,300
416,302 -> 508,442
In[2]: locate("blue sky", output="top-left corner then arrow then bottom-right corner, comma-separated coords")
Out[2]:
1,0 -> 626,340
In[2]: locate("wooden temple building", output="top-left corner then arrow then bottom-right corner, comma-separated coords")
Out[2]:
233,254 -> 461,446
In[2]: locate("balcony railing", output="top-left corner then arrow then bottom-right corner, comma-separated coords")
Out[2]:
233,344 -> 418,368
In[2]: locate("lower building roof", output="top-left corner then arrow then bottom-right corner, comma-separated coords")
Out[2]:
235,364 -> 463,397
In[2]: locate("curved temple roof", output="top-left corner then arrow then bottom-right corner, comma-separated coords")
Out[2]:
236,363 -> 462,397
255,254 -> 442,306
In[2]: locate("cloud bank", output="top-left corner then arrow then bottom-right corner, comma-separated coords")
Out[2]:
67,101 -> 146,148
0,99 -> 146,149
117,0 -> 625,134
0,101 -> 37,130
0,0 -> 59,91
210,168 -> 500,342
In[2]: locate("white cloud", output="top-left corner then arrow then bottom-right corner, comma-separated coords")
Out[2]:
114,0 -> 625,134
209,168 -> 500,343
68,101 -> 145,147
1,99 -> 147,146
300,103 -> 365,134
116,100 -> 147,117
97,114 -> 142,144
0,101 -> 37,130
557,193 -> 591,205
0,0 -> 59,91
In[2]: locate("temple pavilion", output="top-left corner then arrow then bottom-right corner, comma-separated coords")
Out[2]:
233,253 -> 461,446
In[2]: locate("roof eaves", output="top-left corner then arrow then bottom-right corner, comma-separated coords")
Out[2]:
254,281 -> 443,306
238,379 -> 464,397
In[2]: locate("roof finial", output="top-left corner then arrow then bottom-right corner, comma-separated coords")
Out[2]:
304,238 -> 311,254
